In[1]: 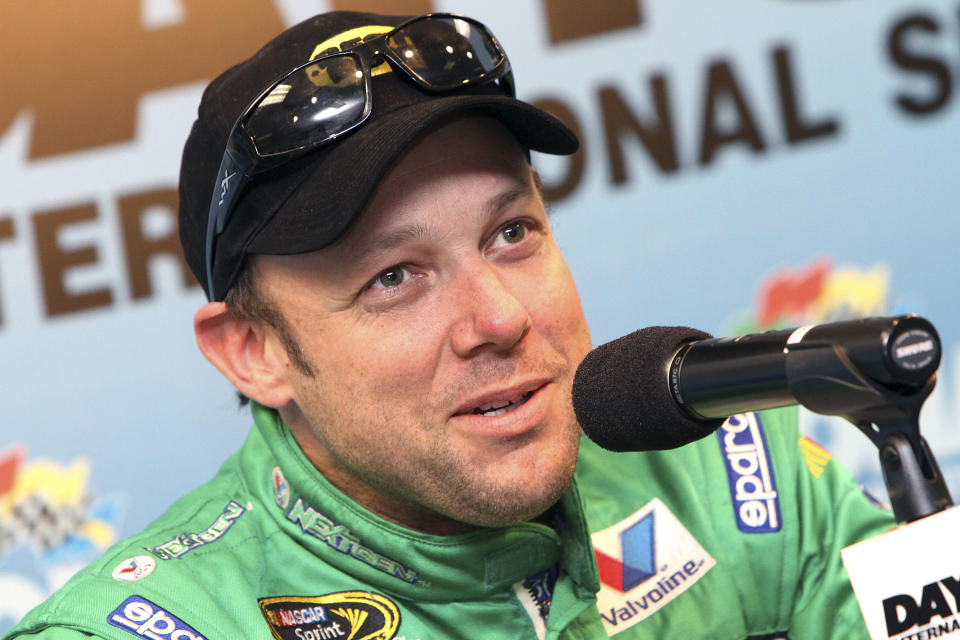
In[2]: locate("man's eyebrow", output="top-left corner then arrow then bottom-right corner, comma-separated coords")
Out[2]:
349,179 -> 538,265
350,224 -> 436,266
482,179 -> 537,221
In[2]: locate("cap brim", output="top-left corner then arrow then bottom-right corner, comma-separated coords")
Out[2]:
244,94 -> 578,257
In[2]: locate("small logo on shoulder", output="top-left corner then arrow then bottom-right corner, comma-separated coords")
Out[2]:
717,412 -> 781,533
108,595 -> 205,639
259,591 -> 400,640
272,466 -> 290,509
112,555 -> 157,582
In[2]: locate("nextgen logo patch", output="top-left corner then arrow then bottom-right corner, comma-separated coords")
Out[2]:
717,413 -> 781,533
148,501 -> 245,560
591,498 -> 715,634
285,497 -> 420,585
108,595 -> 205,640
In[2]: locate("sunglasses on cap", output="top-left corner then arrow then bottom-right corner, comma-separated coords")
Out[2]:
204,13 -> 515,301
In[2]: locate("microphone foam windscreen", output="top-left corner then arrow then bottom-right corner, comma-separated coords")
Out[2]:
572,326 -> 724,452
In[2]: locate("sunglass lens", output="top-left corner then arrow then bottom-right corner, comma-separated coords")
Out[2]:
246,54 -> 367,156
385,16 -> 504,90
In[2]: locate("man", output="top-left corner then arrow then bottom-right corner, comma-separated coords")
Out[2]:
6,11 -> 892,639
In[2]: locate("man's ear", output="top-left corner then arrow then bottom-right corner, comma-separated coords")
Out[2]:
193,302 -> 294,409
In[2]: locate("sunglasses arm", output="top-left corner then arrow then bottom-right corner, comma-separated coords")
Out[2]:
204,148 -> 252,300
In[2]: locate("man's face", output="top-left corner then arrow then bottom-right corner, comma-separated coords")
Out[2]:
255,117 -> 593,532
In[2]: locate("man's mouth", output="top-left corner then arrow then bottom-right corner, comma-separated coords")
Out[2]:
468,392 -> 534,417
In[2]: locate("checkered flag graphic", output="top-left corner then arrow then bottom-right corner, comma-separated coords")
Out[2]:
1,493 -> 90,555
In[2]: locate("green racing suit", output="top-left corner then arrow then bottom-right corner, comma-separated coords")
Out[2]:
5,402 -> 893,639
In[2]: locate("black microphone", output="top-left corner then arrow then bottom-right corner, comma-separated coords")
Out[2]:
572,325 -> 724,451
572,316 -> 941,452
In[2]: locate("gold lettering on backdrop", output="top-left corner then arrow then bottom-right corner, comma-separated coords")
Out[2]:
1,0 -> 647,160
331,0 -> 644,45
331,0 -> 432,15
599,78 -> 679,185
0,218 -> 13,244
33,204 -> 113,317
773,47 -> 839,143
544,0 -> 642,44
699,61 -> 767,164
0,0 -> 284,159
118,188 -> 196,300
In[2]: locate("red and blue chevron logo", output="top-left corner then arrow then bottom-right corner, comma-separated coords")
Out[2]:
594,512 -> 656,592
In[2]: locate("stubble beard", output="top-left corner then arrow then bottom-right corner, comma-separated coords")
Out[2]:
291,353 -> 583,531
404,417 -> 582,528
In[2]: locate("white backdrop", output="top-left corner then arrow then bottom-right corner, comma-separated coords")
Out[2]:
2,0 -> 958,629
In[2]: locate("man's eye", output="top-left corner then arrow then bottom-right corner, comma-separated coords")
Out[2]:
500,222 -> 526,244
371,266 -> 406,288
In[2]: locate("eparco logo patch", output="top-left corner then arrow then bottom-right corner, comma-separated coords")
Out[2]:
717,413 -> 781,533
108,595 -> 205,640
259,591 -> 400,640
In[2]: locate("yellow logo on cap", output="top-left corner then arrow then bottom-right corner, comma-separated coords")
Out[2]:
309,25 -> 394,80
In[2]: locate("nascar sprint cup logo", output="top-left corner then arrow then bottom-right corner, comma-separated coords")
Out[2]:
259,591 -> 400,640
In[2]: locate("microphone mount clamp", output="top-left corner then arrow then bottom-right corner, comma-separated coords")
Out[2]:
784,315 -> 952,523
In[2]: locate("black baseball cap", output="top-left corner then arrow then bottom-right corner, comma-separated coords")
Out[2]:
178,11 -> 579,300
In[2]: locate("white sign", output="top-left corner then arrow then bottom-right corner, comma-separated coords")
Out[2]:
842,506 -> 960,640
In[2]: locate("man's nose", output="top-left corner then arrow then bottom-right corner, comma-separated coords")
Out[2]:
449,261 -> 532,358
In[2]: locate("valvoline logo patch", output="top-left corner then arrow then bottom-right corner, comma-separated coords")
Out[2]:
595,511 -> 655,592
591,498 -> 715,634
716,413 -> 781,533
